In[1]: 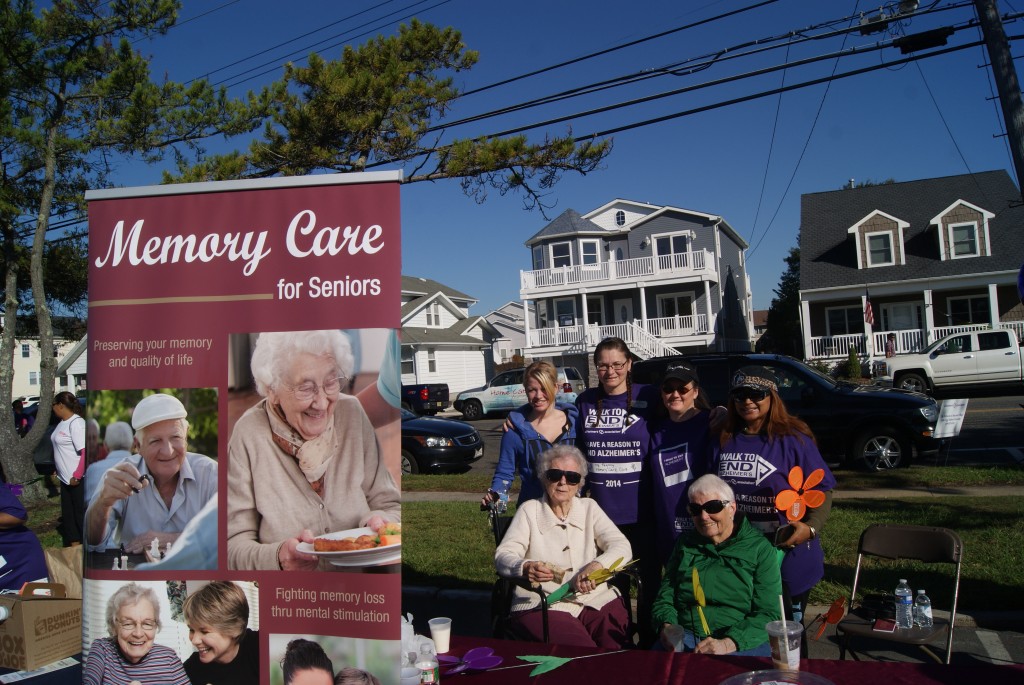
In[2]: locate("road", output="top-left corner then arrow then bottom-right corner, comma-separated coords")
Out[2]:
446,390 -> 1024,475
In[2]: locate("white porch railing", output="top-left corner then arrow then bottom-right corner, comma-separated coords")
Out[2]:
645,314 -> 709,336
527,321 -> 684,360
811,320 -> 1024,359
520,250 -> 710,291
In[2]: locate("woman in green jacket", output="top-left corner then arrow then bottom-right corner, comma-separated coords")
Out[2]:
652,474 -> 781,655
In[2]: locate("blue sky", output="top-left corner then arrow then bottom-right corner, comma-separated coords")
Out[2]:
122,0 -> 1020,313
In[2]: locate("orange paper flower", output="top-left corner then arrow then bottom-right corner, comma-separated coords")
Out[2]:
775,466 -> 826,521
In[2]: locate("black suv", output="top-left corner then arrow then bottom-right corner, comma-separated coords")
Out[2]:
632,353 -> 942,471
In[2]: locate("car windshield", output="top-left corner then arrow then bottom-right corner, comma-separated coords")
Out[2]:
798,361 -> 838,388
400,408 -> 417,420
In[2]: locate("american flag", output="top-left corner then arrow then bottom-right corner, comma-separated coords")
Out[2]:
864,292 -> 875,326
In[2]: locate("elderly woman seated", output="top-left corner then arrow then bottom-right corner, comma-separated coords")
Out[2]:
83,582 -> 189,685
495,445 -> 633,649
228,329 -> 401,571
652,474 -> 781,655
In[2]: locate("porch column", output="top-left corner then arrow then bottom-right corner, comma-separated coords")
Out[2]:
522,298 -> 532,355
703,281 -> 712,333
988,282 -> 1000,325
862,292 -> 874,363
580,293 -> 590,337
923,289 -> 934,343
639,285 -> 648,324
800,298 -> 812,360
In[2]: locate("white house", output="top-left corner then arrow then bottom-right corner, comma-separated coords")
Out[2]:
400,275 -> 499,397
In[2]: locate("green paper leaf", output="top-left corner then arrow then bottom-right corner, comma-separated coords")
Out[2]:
544,581 -> 573,605
519,655 -> 572,676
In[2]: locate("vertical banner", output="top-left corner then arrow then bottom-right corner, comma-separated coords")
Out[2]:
83,172 -> 403,685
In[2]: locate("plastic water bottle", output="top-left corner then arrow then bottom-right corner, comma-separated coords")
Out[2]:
914,589 -> 933,628
417,642 -> 440,684
895,578 -> 913,629
496,480 -> 510,514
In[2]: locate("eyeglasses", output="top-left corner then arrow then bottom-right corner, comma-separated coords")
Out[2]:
285,376 -> 346,402
116,620 -> 158,633
730,388 -> 768,403
544,468 -> 582,485
661,383 -> 694,395
687,500 -> 730,516
596,361 -> 628,372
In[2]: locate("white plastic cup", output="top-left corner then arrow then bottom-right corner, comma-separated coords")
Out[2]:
662,623 -> 686,652
766,619 -> 802,671
400,666 -> 420,685
428,616 -> 453,654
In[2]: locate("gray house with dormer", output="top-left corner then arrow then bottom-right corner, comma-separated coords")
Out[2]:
799,170 -> 1024,363
519,199 -> 753,370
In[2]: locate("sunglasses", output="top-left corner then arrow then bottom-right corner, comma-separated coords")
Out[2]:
545,468 -> 582,485
687,499 -> 730,516
661,383 -> 694,395
730,388 -> 769,403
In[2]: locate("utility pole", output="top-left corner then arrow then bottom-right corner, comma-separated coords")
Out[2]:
975,0 -> 1024,203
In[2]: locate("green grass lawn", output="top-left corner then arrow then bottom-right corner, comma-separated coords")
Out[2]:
402,494 -> 1024,612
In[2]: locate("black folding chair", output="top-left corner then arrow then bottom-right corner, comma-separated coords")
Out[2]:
836,524 -> 963,664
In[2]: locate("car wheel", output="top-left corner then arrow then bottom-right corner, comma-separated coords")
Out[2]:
461,400 -> 484,421
401,450 -> 420,475
896,373 -> 928,394
851,427 -> 911,471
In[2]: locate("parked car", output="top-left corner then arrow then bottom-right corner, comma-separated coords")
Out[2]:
883,329 -> 1023,394
400,383 -> 450,415
16,395 -> 40,409
400,408 -> 484,474
632,353 -> 942,471
453,366 -> 586,420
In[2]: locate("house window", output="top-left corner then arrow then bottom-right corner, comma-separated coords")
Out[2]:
21,344 -> 30,358
554,298 -> 576,327
580,240 -> 600,265
29,371 -> 39,386
427,348 -> 437,373
949,222 -> 979,258
550,242 -> 571,268
655,233 -> 689,269
401,350 -> 414,375
657,293 -> 693,318
425,302 -> 441,326
615,210 -> 626,226
825,306 -> 862,336
586,296 -> 603,325
866,232 -> 894,266
947,296 -> 990,325
532,245 -> 544,270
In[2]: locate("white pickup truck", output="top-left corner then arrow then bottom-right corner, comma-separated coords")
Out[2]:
884,328 -> 1024,393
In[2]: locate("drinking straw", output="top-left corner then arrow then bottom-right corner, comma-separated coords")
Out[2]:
778,594 -> 789,664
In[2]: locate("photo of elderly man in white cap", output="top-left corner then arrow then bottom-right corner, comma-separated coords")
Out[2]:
85,392 -> 217,561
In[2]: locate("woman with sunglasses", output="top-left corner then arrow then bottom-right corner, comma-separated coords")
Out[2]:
483,361 -> 578,508
495,445 -> 633,648
712,367 -> 835,628
652,474 -> 781,655
647,363 -> 714,566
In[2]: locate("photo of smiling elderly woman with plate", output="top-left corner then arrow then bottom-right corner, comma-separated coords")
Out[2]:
227,329 -> 401,571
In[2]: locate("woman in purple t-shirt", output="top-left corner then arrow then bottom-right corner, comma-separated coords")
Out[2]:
712,366 -> 836,628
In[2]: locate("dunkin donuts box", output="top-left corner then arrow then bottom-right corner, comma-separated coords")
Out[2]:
0,583 -> 81,671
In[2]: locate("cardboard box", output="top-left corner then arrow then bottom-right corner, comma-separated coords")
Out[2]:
0,583 -> 81,672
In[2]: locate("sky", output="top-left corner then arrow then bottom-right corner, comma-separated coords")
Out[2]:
115,0 -> 1022,314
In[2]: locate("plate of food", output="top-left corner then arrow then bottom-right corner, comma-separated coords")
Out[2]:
297,523 -> 402,567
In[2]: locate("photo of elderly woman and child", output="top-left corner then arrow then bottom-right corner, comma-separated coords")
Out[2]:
486,336 -> 835,655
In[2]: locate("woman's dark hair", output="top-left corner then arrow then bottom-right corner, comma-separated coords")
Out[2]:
282,638 -> 333,683
718,386 -> 815,447
53,391 -> 83,417
593,337 -> 634,422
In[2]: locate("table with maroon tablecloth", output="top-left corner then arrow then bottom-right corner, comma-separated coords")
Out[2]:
443,636 -> 1023,685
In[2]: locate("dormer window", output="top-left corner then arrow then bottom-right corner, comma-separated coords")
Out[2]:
866,232 -> 894,267
551,242 -> 571,268
949,222 -> 978,258
615,210 -> 626,226
426,302 -> 441,326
